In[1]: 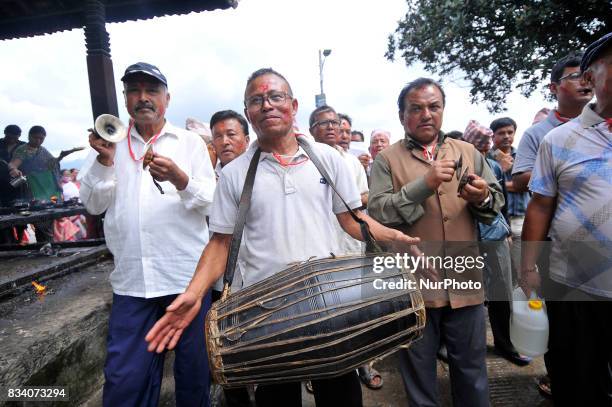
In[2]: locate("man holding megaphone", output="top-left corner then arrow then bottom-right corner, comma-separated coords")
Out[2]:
80,62 -> 216,407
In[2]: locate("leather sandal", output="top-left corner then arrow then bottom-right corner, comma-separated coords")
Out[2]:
536,375 -> 552,399
358,364 -> 383,390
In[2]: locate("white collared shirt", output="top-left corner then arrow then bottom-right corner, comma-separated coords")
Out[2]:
336,146 -> 369,194
212,159 -> 243,292
80,121 -> 216,298
334,146 -> 368,254
209,137 -> 361,288
214,161 -> 223,179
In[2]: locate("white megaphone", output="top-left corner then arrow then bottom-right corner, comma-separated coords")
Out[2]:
94,114 -> 127,143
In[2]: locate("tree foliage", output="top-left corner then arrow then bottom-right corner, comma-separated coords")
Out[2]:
386,0 -> 611,112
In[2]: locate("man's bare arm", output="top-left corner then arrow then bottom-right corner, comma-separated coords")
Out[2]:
512,171 -> 532,193
336,210 -> 419,245
520,193 -> 556,297
7,157 -> 23,177
188,233 -> 232,297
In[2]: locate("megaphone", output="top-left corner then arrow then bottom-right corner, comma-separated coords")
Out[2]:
94,114 -> 127,143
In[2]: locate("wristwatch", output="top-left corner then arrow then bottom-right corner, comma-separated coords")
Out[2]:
476,194 -> 491,209
523,265 -> 539,273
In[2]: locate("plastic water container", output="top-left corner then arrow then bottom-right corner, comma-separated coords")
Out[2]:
509,287 -> 549,357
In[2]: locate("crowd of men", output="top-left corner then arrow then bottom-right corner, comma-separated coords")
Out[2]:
10,31 -> 607,407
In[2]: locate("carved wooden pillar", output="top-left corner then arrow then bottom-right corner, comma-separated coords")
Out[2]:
84,0 -> 117,238
84,0 -> 118,121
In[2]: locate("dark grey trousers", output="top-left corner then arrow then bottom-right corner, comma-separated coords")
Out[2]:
399,304 -> 489,407
483,240 -> 515,353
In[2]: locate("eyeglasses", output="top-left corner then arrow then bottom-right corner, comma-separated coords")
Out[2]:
311,119 -> 340,129
558,72 -> 583,82
245,91 -> 291,109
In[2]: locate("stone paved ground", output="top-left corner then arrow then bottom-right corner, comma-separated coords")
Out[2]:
299,311 -> 553,407
191,310 -> 554,407
203,344 -> 552,407
0,253 -> 554,406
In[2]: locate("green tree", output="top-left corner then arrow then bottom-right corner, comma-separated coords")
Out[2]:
386,0 -> 610,112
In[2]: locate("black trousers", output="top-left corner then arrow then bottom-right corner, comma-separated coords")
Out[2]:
223,371 -> 362,407
544,278 -> 612,407
482,239 -> 515,353
487,300 -> 514,352
399,305 -> 489,407
538,241 -> 554,381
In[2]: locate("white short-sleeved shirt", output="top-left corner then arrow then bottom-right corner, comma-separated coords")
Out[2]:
333,147 -> 368,254
212,160 -> 243,292
338,147 -> 369,194
529,104 -> 612,298
62,181 -> 80,201
209,137 -> 361,288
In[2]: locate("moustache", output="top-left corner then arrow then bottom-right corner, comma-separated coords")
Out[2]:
135,103 -> 156,111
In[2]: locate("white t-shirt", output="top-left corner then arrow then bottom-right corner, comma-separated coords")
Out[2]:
212,160 -> 243,292
338,147 -> 369,194
333,147 -> 368,254
62,181 -> 80,201
209,137 -> 361,288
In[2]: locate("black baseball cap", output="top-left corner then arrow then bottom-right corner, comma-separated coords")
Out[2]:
580,32 -> 612,72
121,62 -> 168,86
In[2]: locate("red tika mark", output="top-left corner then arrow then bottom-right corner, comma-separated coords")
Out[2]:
259,84 -> 269,92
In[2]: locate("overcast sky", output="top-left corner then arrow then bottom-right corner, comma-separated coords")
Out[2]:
0,0 -> 553,166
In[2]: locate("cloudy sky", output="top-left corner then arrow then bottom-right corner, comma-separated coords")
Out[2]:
0,0 -> 552,167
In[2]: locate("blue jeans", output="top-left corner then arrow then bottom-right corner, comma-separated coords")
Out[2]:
103,293 -> 211,407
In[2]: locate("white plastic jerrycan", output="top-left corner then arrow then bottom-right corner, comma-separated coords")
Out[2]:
510,287 -> 549,357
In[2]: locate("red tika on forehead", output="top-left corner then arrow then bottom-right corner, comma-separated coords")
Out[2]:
259,84 -> 269,92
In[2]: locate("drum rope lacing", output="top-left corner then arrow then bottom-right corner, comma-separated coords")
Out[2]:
218,284 -> 411,340
217,268 -> 408,318
220,318 -> 424,368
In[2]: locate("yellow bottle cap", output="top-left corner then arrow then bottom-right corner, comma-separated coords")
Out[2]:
528,300 -> 543,310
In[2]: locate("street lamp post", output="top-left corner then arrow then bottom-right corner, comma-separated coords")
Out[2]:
316,49 -> 332,107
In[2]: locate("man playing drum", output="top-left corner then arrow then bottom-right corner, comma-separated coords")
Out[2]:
146,68 -> 419,406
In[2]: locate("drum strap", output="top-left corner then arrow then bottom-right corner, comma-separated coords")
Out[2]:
224,147 -> 262,289
297,136 -> 381,254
